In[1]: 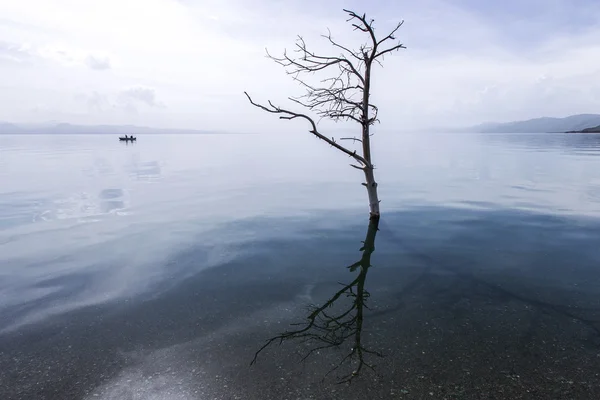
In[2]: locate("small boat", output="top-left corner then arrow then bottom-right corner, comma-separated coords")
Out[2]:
119,136 -> 137,141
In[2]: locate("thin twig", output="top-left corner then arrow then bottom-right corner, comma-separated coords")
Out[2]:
340,137 -> 363,143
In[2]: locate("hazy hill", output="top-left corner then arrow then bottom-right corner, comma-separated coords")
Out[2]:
464,114 -> 600,133
571,125 -> 600,133
0,122 -> 22,133
0,122 -> 227,135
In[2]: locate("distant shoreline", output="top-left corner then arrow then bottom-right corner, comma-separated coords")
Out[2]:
0,131 -> 256,135
565,127 -> 600,134
0,122 -> 259,136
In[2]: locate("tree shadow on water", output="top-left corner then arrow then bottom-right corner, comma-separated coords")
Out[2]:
250,217 -> 383,384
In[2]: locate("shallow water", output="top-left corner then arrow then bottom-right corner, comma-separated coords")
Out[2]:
1,132 -> 600,399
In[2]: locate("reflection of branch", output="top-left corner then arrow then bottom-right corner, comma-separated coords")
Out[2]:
251,217 -> 381,383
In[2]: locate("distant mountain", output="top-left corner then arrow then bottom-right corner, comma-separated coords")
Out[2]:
0,122 -> 229,135
463,114 -> 600,133
568,125 -> 600,133
0,122 -> 22,134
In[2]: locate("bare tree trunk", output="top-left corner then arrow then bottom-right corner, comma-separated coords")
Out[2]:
363,167 -> 380,220
361,63 -> 380,220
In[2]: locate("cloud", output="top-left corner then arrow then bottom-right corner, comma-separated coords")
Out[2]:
82,91 -> 110,112
85,54 -> 111,70
73,87 -> 166,121
119,86 -> 164,108
2,0 -> 600,131
0,41 -> 33,64
0,39 -> 113,72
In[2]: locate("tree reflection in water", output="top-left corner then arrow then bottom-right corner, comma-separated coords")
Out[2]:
251,217 -> 382,383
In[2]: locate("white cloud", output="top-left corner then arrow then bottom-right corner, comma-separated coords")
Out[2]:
85,55 -> 111,70
71,87 -> 166,123
1,0 -> 600,131
0,41 -> 33,64
118,86 -> 162,108
0,39 -> 113,71
76,91 -> 110,112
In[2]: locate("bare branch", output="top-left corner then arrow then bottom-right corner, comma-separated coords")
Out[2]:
343,9 -> 378,55
374,43 -> 406,59
342,9 -> 406,65
244,92 -> 369,167
329,113 -> 363,124
377,21 -> 404,46
267,36 -> 365,85
323,28 -> 362,61
341,137 -> 362,143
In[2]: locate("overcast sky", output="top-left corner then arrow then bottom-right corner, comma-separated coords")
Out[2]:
1,0 -> 600,132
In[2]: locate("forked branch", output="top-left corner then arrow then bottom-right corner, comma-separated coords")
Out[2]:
266,37 -> 365,85
342,9 -> 406,62
244,91 -> 369,168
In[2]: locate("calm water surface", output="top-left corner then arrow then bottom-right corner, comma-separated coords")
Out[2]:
1,132 -> 600,399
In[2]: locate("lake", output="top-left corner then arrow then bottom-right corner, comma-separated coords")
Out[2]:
1,132 -> 600,399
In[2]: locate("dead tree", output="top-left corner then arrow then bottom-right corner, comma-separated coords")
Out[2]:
245,9 -> 405,220
250,217 -> 381,384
